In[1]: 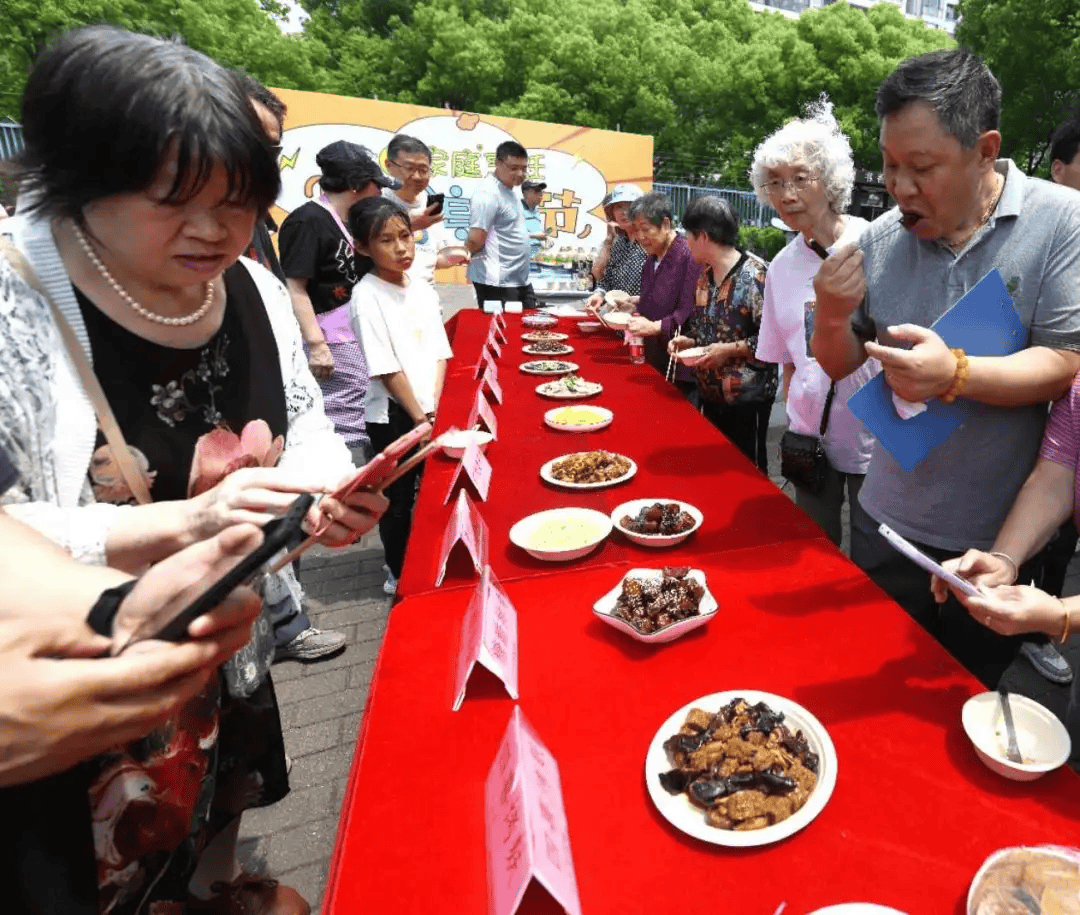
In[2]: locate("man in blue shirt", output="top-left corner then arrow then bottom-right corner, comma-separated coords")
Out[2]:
521,179 -> 547,259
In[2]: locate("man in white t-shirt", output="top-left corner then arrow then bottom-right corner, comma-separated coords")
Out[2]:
383,134 -> 465,287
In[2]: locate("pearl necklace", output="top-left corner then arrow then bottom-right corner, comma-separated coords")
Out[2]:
71,222 -> 215,326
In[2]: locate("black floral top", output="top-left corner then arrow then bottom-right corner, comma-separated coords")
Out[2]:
686,251 -> 778,406
595,231 -> 647,296
77,262 -> 288,503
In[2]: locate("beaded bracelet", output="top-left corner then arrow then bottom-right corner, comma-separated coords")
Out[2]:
940,348 -> 970,404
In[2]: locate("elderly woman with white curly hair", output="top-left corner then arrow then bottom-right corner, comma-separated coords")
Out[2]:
751,100 -> 880,549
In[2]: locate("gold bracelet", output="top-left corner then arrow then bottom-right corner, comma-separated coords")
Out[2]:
988,551 -> 1018,584
940,348 -> 969,404
1060,601 -> 1071,644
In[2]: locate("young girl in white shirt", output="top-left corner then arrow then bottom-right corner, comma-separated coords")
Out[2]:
347,197 -> 453,594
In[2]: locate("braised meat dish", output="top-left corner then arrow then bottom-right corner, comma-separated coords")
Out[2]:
612,567 -> 705,634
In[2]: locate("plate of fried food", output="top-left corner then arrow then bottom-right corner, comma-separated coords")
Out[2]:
646,691 -> 837,847
519,360 -> 579,376
522,341 -> 575,356
592,567 -> 717,643
535,374 -> 603,399
540,450 -> 637,489
543,405 -> 613,432
521,330 -> 569,343
522,314 -> 558,328
612,498 -> 703,547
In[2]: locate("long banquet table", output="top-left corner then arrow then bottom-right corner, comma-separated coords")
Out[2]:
324,310 -> 1080,915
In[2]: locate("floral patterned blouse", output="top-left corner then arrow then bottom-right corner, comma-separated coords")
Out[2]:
686,250 -> 778,406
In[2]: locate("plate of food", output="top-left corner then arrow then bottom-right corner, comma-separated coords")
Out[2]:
612,499 -> 703,547
535,374 -> 603,399
601,310 -> 632,328
522,313 -> 558,328
519,360 -> 579,376
522,342 -> 575,356
509,507 -> 612,561
592,567 -> 717,643
540,450 -> 637,489
646,690 -> 837,847
543,405 -> 613,432
577,321 -> 603,334
674,345 -> 710,368
521,331 -> 569,343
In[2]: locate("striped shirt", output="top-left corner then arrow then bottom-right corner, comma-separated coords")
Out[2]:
1040,375 -> 1080,527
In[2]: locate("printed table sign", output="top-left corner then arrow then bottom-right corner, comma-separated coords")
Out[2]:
490,315 -> 508,345
487,332 -> 503,359
484,706 -> 582,915
468,387 -> 498,439
494,311 -> 508,332
474,344 -> 496,380
435,489 -> 489,587
452,566 -> 519,710
445,440 -> 492,503
482,364 -> 503,404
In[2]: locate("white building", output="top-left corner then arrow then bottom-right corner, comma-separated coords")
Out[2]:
747,0 -> 959,34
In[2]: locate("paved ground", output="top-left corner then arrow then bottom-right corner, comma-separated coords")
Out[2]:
240,293 -> 1080,912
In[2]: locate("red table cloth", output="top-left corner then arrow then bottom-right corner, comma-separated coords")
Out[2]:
398,313 -> 822,599
326,310 -> 1080,915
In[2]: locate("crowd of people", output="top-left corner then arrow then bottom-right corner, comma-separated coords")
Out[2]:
2,18 -> 1080,915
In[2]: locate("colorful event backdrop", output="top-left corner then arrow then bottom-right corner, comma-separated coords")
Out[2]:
272,89 -> 654,283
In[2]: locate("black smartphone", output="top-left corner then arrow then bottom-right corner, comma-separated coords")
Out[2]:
426,192 -> 445,215
128,493 -> 315,647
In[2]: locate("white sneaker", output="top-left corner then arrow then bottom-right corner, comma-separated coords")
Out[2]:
382,565 -> 398,596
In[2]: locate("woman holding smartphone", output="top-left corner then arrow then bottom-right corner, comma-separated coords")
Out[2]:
349,197 -> 454,596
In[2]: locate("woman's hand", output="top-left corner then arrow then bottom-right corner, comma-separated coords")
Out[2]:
668,335 -> 694,355
961,585 -> 1066,639
307,341 -> 335,381
310,487 -> 389,548
931,549 -> 1015,604
111,524 -> 264,653
618,296 -> 640,313
585,292 -> 605,314
627,316 -> 661,337
187,466 -> 325,541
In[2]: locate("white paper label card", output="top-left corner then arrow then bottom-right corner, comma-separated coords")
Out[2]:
482,364 -> 504,404
475,344 -> 496,380
487,332 -> 503,359
452,566 -> 519,710
434,489 -> 489,587
491,316 -> 508,344
444,440 -> 492,503
485,707 -> 582,915
467,387 -> 498,438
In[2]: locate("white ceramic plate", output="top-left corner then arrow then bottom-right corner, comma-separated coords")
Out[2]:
611,498 -> 704,547
593,568 -> 718,643
438,429 -> 494,459
961,691 -> 1071,780
675,346 -> 710,367
540,452 -> 637,490
522,343 -> 575,356
543,405 -> 613,433
521,331 -> 569,343
509,507 -> 612,561
645,689 -> 838,848
808,906 -> 908,915
535,377 -> 604,399
522,314 -> 558,328
519,360 -> 580,376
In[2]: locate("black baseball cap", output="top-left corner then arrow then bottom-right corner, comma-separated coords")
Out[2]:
521,180 -> 547,192
316,141 -> 400,190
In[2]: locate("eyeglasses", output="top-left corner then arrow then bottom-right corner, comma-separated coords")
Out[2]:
762,174 -> 819,195
389,160 -> 431,178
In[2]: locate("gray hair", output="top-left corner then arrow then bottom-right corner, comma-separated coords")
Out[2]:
875,48 -> 1000,149
628,191 -> 672,227
749,97 -> 855,214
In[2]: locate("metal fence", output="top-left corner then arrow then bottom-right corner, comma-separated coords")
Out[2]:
653,182 -> 778,228
0,119 -> 23,160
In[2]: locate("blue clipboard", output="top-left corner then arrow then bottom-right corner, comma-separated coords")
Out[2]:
846,269 -> 1027,472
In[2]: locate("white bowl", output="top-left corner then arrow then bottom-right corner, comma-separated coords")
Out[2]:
509,507 -> 613,562
674,345 -> 710,367
966,846 -> 1080,915
577,321 -> 603,334
611,498 -> 704,548
961,691 -> 1071,781
438,429 -> 494,459
593,568 -> 718,643
522,314 -> 558,328
601,311 -> 631,328
543,405 -> 613,433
